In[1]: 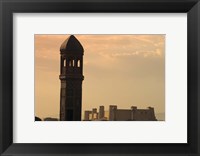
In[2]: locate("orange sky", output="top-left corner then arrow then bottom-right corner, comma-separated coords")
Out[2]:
35,35 -> 165,120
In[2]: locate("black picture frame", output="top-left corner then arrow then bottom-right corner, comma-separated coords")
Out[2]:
0,0 -> 200,155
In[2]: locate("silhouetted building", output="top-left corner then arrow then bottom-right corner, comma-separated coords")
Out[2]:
84,105 -> 157,121
109,106 -> 157,121
99,106 -> 105,119
59,35 -> 84,121
44,117 -> 59,121
92,108 -> 98,120
35,116 -> 42,121
84,110 -> 92,121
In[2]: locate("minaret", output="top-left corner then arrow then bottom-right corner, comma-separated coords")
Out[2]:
59,35 -> 84,121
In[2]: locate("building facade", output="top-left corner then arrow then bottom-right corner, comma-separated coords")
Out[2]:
84,105 -> 157,121
59,35 -> 84,121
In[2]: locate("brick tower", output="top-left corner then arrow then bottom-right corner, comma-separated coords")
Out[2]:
59,35 -> 84,121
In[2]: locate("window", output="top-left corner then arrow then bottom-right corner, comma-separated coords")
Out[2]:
77,60 -> 80,67
64,59 -> 66,67
69,60 -> 72,67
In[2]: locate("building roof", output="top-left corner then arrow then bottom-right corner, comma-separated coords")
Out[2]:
60,35 -> 84,54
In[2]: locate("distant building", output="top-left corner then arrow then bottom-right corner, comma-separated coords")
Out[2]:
44,117 -> 59,121
35,116 -> 42,121
84,105 -> 157,121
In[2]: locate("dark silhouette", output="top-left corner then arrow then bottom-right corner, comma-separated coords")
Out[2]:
84,105 -> 157,121
44,117 -> 58,121
59,35 -> 84,121
35,116 -> 42,121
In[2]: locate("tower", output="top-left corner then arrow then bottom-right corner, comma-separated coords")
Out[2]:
99,106 -> 105,119
59,35 -> 84,121
109,105 -> 117,121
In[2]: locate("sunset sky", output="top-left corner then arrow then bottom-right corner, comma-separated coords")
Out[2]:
35,35 -> 165,120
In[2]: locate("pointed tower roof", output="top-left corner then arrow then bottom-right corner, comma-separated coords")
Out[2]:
60,35 -> 84,54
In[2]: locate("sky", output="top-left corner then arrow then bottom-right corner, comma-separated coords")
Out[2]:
35,34 -> 165,120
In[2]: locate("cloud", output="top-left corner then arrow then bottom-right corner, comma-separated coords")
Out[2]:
100,50 -> 162,58
35,34 -> 165,74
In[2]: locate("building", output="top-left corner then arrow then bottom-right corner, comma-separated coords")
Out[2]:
109,105 -> 157,121
84,105 -> 157,121
35,116 -> 42,121
59,35 -> 84,121
44,117 -> 59,121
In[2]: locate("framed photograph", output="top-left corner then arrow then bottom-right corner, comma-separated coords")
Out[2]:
0,0 -> 200,155
35,34 -> 164,122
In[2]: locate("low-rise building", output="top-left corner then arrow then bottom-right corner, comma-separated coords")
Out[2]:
84,105 -> 157,121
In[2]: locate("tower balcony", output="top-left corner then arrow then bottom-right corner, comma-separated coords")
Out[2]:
59,74 -> 84,80
62,67 -> 82,74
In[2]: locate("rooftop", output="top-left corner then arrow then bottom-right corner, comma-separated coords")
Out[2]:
60,35 -> 84,54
